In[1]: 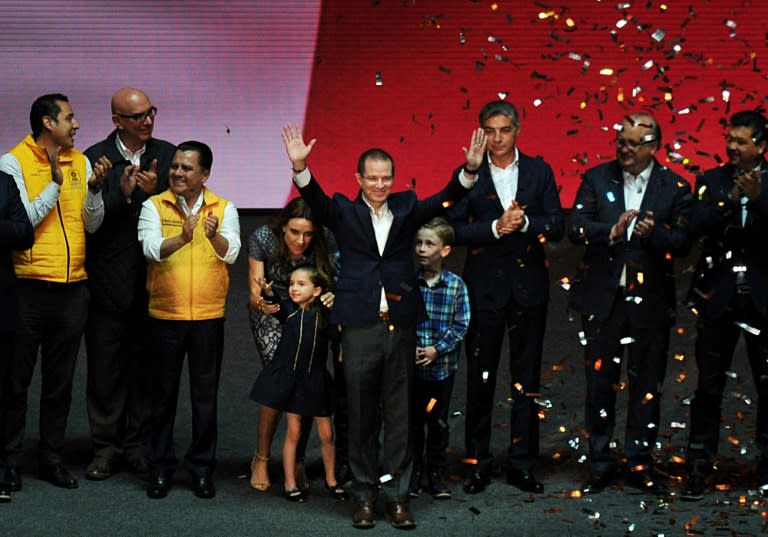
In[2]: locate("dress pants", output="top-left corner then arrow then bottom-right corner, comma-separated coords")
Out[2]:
146,317 -> 224,478
0,332 -> 15,470
85,304 -> 151,462
582,290 -> 669,471
412,374 -> 455,470
3,280 -> 89,466
688,294 -> 768,468
464,300 -> 546,474
342,319 -> 415,502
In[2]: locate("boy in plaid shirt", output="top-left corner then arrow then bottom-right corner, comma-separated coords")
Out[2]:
409,217 -> 470,499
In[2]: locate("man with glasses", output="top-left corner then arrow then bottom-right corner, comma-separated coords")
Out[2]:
282,125 -> 477,529
569,112 -> 691,494
446,100 -> 564,496
681,110 -> 768,501
82,88 -> 175,481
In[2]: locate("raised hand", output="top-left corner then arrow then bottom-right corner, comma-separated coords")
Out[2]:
120,164 -> 139,197
462,128 -> 487,172
135,159 -> 159,194
48,148 -> 63,185
281,124 -> 316,170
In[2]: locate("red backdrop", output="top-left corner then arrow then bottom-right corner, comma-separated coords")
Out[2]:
302,0 -> 767,205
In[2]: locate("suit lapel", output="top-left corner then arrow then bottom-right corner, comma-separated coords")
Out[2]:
353,194 -> 381,256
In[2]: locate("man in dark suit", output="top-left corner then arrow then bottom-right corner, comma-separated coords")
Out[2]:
281,124 -> 478,530
83,88 -> 175,480
681,110 -> 768,501
447,100 -> 564,495
569,112 -> 691,494
0,171 -> 34,503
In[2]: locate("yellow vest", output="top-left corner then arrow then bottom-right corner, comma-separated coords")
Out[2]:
146,188 -> 230,320
10,134 -> 88,282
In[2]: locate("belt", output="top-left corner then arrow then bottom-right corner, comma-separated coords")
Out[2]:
378,310 -> 391,321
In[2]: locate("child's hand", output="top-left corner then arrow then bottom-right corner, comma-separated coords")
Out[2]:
415,346 -> 438,366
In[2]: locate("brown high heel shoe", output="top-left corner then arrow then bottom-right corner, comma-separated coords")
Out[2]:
250,453 -> 271,491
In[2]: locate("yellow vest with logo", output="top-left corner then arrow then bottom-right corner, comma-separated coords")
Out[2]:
10,134 -> 88,282
147,188 -> 230,320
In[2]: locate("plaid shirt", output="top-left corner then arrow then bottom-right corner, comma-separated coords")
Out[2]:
416,269 -> 470,381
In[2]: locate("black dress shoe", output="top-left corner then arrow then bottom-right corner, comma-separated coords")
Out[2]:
147,476 -> 171,499
462,471 -> 490,494
582,469 -> 614,494
4,466 -> 21,492
626,469 -> 666,494
193,476 -> 216,499
680,472 -> 708,501
506,468 -> 544,493
39,464 -> 78,489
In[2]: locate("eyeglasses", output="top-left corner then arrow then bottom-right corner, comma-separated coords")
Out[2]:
115,106 -> 157,123
614,136 -> 654,151
361,175 -> 394,184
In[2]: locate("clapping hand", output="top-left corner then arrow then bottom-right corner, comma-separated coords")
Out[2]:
89,156 -> 112,189
632,210 -> 655,238
48,148 -> 63,185
135,159 -> 159,194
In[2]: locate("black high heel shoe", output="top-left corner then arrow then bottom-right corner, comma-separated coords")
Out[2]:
324,481 -> 347,500
285,486 -> 306,502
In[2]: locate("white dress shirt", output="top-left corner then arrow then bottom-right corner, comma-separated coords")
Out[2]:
619,160 -> 653,286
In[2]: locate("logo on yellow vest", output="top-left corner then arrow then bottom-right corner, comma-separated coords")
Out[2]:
69,169 -> 82,187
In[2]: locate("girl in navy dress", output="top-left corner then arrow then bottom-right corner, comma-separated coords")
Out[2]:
250,265 -> 345,502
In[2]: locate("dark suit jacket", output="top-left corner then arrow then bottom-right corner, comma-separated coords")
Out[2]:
687,160 -> 768,320
0,171 -> 34,331
568,159 -> 691,324
298,174 -> 469,327
447,150 -> 564,310
84,132 -> 176,312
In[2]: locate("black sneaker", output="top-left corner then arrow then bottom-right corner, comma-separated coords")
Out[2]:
429,470 -> 451,499
680,472 -> 708,501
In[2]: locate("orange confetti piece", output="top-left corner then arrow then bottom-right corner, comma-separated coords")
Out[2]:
594,358 -> 602,371
426,398 -> 437,413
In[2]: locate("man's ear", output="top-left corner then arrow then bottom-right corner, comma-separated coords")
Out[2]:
41,115 -> 55,133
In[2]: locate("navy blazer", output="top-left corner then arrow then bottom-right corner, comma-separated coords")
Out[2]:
568,159 -> 691,324
299,174 -> 469,327
447,150 -> 564,310
687,160 -> 768,320
0,171 -> 34,331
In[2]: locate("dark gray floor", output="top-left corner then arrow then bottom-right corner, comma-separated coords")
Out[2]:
2,213 -> 767,536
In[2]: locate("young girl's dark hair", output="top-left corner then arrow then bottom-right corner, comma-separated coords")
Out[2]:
290,264 -> 330,326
